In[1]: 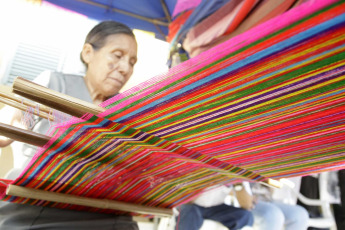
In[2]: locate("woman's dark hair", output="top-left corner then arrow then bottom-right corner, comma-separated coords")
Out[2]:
81,20 -> 135,66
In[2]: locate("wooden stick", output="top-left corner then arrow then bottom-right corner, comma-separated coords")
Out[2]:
7,184 -> 173,217
12,77 -> 105,117
0,91 -> 51,114
76,0 -> 169,26
0,122 -> 49,147
0,94 -> 54,121
264,178 -> 282,188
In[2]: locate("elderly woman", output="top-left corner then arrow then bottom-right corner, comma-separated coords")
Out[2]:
0,20 -> 139,230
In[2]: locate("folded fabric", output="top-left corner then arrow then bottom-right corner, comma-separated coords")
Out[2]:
183,0 -> 259,57
170,0 -> 230,46
184,0 -> 297,57
167,10 -> 193,43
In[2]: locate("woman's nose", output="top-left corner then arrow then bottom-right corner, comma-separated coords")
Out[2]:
118,57 -> 131,75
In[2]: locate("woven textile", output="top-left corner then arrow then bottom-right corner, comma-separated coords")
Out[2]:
1,0 -> 345,214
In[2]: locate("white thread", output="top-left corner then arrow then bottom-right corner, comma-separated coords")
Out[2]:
48,109 -> 72,127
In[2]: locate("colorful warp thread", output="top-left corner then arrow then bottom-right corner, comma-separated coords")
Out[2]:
2,117 -> 261,213
2,0 -> 345,214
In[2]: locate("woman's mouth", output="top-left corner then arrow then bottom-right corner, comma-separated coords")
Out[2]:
108,77 -> 123,86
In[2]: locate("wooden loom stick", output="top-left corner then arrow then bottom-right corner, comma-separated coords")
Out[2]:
265,178 -> 283,189
12,77 -> 106,117
0,92 -> 54,121
6,185 -> 173,217
0,91 -> 51,114
0,122 -> 50,147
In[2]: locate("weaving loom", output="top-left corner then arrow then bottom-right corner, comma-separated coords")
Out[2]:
0,0 -> 345,217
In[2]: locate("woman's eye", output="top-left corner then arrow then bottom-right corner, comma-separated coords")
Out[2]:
113,52 -> 122,59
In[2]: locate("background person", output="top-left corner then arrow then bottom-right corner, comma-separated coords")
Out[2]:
175,185 -> 254,230
237,182 -> 309,230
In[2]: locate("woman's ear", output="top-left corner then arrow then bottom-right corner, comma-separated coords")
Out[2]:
81,43 -> 94,64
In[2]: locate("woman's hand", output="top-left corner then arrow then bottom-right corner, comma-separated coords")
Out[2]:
0,136 -> 14,148
234,184 -> 257,210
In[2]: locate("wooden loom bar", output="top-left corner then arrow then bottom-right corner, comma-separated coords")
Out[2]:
6,185 -> 173,217
76,0 -> 170,26
0,122 -> 50,147
0,91 -> 51,114
12,77 -> 105,117
0,93 -> 54,121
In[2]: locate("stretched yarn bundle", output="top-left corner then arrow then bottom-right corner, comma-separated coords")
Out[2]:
1,0 -> 345,214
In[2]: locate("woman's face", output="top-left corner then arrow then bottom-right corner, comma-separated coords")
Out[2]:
83,33 -> 138,97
